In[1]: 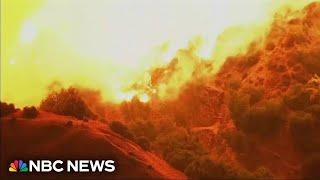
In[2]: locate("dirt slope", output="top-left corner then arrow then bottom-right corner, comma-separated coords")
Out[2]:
0,111 -> 186,180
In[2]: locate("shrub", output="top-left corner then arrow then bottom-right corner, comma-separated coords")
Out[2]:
40,87 -> 95,120
184,156 -> 230,179
0,102 -> 16,117
109,121 -> 134,140
285,85 -> 311,110
253,166 -> 273,179
245,98 -> 284,135
166,149 -> 196,171
301,154 -> 320,179
242,86 -> 264,105
233,98 -> 284,136
155,118 -> 176,134
130,119 -> 157,140
22,106 -> 39,119
228,92 -> 250,121
120,96 -> 151,121
154,128 -> 205,159
152,126 -> 208,175
228,87 -> 265,121
65,120 -> 73,128
289,112 -> 318,152
226,130 -> 253,153
154,128 -> 188,156
184,155 -> 256,179
135,136 -> 150,150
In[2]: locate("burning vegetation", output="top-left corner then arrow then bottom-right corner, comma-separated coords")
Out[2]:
39,87 -> 97,120
109,2 -> 320,179
1,1 -> 320,179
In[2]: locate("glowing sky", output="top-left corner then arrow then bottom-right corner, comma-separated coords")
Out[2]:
0,0 -> 314,107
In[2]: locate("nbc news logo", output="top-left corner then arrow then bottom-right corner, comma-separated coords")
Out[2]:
9,160 -> 28,173
9,159 -> 115,173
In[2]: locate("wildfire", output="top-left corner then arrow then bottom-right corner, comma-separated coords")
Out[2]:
1,0 -> 316,107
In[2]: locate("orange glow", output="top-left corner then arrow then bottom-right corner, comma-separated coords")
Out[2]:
1,0 -> 315,107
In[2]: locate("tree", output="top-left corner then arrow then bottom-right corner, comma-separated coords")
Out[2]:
22,106 -> 39,119
109,121 -> 134,140
40,87 -> 95,120
184,156 -> 230,179
0,102 -> 16,117
166,149 -> 196,171
130,119 -> 157,140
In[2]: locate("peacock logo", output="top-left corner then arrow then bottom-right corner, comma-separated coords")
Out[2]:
9,160 -> 28,172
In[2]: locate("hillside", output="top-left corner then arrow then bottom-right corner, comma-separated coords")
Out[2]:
1,1 -> 320,180
0,111 -> 186,180
208,2 -> 320,179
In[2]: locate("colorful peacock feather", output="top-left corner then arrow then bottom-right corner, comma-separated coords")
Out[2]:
9,160 -> 28,172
